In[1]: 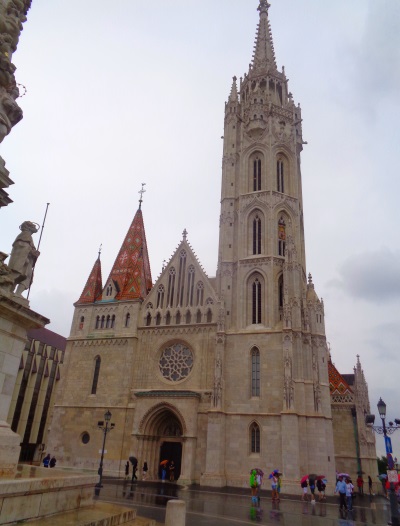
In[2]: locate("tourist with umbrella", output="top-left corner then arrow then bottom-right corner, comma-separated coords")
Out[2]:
160,459 -> 168,481
316,476 -> 327,501
308,473 -> 317,503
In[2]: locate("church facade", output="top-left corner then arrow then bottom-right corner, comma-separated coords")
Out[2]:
47,1 -> 375,490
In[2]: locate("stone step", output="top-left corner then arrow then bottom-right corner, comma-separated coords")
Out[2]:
24,502 -> 140,526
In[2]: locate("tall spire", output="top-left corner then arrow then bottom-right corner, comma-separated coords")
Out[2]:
228,76 -> 238,103
251,0 -> 277,75
105,207 -> 152,301
76,251 -> 103,304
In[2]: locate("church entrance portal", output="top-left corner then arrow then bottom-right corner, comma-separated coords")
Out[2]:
159,441 -> 182,481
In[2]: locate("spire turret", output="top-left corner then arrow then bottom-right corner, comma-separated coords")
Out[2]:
76,252 -> 103,304
228,76 -> 238,103
251,0 -> 277,75
105,207 -> 152,301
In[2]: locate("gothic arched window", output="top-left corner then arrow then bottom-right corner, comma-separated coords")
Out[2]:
206,309 -> 212,323
167,268 -> 176,307
186,265 -> 195,306
145,312 -> 151,326
95,316 -> 100,329
106,315 -> 111,329
278,275 -> 284,309
196,282 -> 204,307
185,311 -> 191,324
176,311 -> 181,325
196,310 -> 202,323
79,316 -> 84,330
166,311 -> 171,325
252,278 -> 262,324
125,313 -> 131,327
278,217 -> 286,256
157,285 -> 165,309
91,356 -> 101,395
251,347 -> 260,397
155,312 -> 161,326
100,315 -> 105,329
250,422 -> 261,453
277,159 -> 284,193
253,214 -> 261,255
253,158 -> 261,191
111,315 -> 115,328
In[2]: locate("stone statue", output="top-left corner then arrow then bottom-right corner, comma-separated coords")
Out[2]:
8,220 -> 40,295
0,251 -> 14,289
0,86 -> 22,142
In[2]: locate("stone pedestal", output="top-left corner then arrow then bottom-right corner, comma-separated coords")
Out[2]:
200,412 -> 226,487
0,291 -> 49,474
165,499 -> 186,526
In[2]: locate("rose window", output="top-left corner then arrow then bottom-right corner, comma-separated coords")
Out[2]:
159,343 -> 194,382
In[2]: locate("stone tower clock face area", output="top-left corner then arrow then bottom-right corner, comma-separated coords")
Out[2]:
159,343 -> 194,382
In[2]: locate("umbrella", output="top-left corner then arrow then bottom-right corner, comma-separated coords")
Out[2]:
337,473 -> 350,478
249,468 -> 264,477
308,473 -> 318,480
316,475 -> 326,481
378,474 -> 388,480
300,475 -> 308,484
129,456 -> 138,466
160,459 -> 169,466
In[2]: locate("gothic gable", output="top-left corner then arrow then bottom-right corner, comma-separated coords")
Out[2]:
329,360 -> 354,404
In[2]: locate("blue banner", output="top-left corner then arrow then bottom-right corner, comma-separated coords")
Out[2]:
385,436 -> 393,454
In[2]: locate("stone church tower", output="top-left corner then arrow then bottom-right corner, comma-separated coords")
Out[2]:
48,1 -> 340,489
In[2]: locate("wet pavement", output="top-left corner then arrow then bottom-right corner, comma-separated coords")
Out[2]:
96,479 -> 397,525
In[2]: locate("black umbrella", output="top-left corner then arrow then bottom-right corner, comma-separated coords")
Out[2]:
129,456 -> 138,466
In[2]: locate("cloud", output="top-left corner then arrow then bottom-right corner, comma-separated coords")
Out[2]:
330,248 -> 400,302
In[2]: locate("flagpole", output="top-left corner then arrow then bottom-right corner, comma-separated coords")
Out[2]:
27,203 -> 50,300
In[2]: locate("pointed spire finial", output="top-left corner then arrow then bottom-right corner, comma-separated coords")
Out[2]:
98,243 -> 102,259
308,273 -> 313,284
258,0 -> 271,14
182,228 -> 188,240
138,183 -> 146,210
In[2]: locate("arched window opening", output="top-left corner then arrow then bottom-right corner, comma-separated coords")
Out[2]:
252,278 -> 262,324
176,311 -> 181,325
91,356 -> 101,395
253,158 -> 261,191
196,310 -> 202,323
251,348 -> 260,397
277,159 -> 284,193
206,309 -> 212,323
125,312 -> 131,328
250,422 -> 261,453
95,316 -> 100,329
196,282 -> 204,307
157,285 -> 165,309
278,275 -> 284,309
167,268 -> 176,307
278,217 -> 286,256
79,316 -> 84,330
253,214 -> 261,255
166,311 -> 171,325
155,312 -> 161,326
100,315 -> 105,329
186,265 -> 195,306
185,311 -> 191,324
145,312 -> 151,326
106,315 -> 111,329
106,284 -> 112,296
177,250 -> 187,307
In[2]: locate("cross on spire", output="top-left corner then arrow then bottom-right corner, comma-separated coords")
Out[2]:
138,183 -> 146,210
258,0 -> 271,14
98,243 -> 102,259
182,228 -> 188,240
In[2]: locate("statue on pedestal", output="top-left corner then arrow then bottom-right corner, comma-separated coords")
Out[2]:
7,220 -> 40,295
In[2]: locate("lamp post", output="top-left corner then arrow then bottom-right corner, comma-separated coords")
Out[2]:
366,398 -> 400,526
95,410 -> 115,494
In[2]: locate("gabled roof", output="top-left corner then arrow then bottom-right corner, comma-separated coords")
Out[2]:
76,255 -> 103,305
104,208 -> 152,301
329,360 -> 353,401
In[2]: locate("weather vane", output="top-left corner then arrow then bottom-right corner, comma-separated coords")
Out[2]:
138,183 -> 146,209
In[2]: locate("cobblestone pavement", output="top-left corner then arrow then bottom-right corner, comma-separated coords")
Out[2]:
97,480 -> 397,525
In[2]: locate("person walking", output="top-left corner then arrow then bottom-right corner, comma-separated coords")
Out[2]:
49,456 -> 57,468
125,461 -> 129,480
271,472 -> 279,502
357,475 -> 364,495
250,469 -> 258,506
335,475 -> 347,511
345,478 -> 354,511
316,478 -> 326,501
142,461 -> 148,480
301,478 -> 308,501
42,454 -> 50,468
308,475 -> 316,504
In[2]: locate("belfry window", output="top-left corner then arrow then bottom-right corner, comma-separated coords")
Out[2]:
252,278 -> 262,324
250,422 -> 261,453
278,217 -> 286,256
253,158 -> 261,191
91,356 -> 101,395
251,348 -> 260,397
253,215 -> 261,255
277,159 -> 284,193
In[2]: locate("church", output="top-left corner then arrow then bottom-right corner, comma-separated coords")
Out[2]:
47,1 -> 376,490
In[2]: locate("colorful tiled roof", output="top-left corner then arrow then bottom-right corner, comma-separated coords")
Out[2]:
76,256 -> 103,304
328,360 -> 353,397
105,208 -> 152,301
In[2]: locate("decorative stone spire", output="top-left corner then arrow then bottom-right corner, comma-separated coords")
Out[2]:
251,0 -> 277,75
105,207 -> 152,301
76,252 -> 103,304
228,76 -> 238,103
182,228 -> 188,241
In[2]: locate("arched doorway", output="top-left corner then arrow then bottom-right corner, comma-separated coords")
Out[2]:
138,404 -> 185,481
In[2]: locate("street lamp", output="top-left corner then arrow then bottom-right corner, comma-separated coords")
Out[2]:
366,398 -> 400,526
95,410 -> 115,494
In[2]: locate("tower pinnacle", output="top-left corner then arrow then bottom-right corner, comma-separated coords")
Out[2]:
258,0 -> 271,14
138,183 -> 146,210
251,0 -> 277,74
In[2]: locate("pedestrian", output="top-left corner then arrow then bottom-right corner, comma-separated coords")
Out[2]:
161,466 -> 167,481
256,471 -> 263,505
125,461 -> 129,480
276,473 -> 282,502
368,475 -> 373,495
49,456 -> 56,468
357,474 -> 364,495
316,478 -> 326,501
301,478 -> 308,501
308,475 -> 316,504
335,475 -> 347,511
142,461 -> 148,480
250,469 -> 258,506
42,454 -> 51,468
169,461 -> 175,482
131,460 -> 138,482
271,472 -> 279,502
345,478 -> 354,510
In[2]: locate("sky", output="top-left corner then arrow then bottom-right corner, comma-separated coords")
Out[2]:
1,0 -> 399,458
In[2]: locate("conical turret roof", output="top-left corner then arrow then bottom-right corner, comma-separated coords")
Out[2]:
105,208 -> 152,301
76,254 -> 103,304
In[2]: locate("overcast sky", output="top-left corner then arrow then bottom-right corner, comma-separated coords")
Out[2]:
1,0 -> 399,459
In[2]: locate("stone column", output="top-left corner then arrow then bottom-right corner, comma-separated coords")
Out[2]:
200,412 -> 226,487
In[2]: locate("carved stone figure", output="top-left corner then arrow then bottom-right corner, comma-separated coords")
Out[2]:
0,251 -> 14,289
8,220 -> 40,295
0,86 -> 22,142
